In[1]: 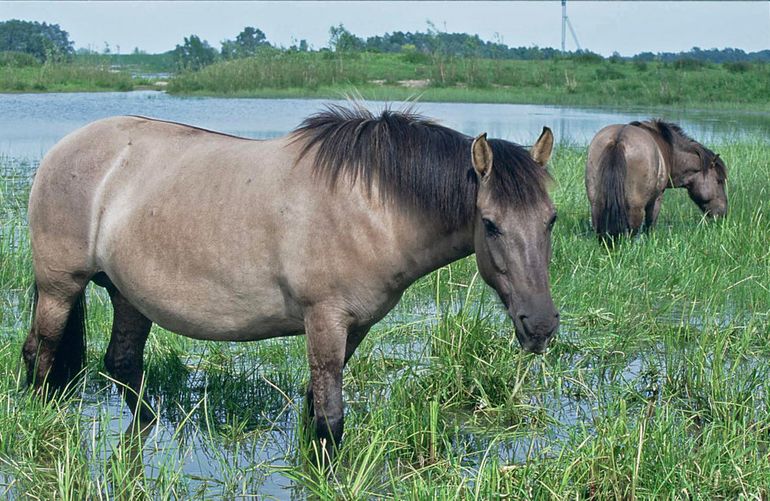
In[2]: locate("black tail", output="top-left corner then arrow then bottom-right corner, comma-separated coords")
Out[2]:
26,283 -> 88,390
595,141 -> 630,241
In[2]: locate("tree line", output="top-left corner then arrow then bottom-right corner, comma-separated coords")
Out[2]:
170,24 -> 770,71
2,18 -> 769,71
0,19 -> 73,63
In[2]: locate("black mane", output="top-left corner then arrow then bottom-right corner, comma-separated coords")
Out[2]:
291,104 -> 551,229
630,119 -> 727,181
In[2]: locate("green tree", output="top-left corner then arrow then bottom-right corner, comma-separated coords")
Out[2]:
221,27 -> 270,59
172,34 -> 217,70
0,19 -> 74,62
329,24 -> 363,52
288,38 -> 309,53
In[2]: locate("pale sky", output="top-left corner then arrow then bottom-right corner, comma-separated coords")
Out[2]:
2,1 -> 769,56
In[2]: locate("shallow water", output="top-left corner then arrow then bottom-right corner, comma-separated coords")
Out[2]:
1,91 -> 769,159
0,268 -> 760,498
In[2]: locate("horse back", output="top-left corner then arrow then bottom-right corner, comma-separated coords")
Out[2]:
28,116 -> 296,320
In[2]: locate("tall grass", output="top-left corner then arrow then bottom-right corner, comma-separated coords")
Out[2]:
0,138 -> 769,497
4,48 -> 770,109
0,64 -> 138,93
168,52 -> 770,109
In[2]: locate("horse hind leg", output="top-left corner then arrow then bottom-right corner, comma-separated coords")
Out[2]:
102,281 -> 155,425
644,195 -> 664,231
23,280 -> 88,393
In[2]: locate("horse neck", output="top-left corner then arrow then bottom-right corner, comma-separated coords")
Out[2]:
641,128 -> 676,184
394,214 -> 475,287
669,145 -> 702,188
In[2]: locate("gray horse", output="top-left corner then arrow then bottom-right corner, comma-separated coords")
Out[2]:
23,105 -> 558,456
586,120 -> 727,240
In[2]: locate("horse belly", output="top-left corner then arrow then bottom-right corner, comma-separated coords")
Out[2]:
96,212 -> 305,341
106,266 -> 305,341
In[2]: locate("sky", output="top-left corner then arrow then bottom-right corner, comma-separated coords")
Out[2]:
2,1 -> 769,57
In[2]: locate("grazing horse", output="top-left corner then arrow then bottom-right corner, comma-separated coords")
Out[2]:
586,119 -> 727,239
23,105 -> 558,456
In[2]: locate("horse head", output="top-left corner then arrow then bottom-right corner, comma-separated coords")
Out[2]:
686,150 -> 728,218
470,128 -> 559,354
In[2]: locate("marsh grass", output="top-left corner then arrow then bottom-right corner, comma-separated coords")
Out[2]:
168,53 -> 770,109
0,64 -> 140,93
0,138 -> 769,498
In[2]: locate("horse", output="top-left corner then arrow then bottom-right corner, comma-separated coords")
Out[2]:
585,119 -> 727,240
22,105 -> 559,457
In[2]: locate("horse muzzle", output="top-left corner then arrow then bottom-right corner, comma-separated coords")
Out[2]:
705,203 -> 728,218
510,302 -> 560,354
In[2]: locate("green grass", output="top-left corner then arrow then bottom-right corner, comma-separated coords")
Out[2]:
72,52 -> 176,75
1,138 -> 769,498
167,52 -> 770,109
0,64 -> 148,93
4,49 -> 770,111
0,51 -> 174,93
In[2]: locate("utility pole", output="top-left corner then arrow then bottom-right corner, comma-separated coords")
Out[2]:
561,0 -> 582,53
561,0 -> 567,53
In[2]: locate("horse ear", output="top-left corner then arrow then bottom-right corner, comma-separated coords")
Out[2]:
531,126 -> 554,167
471,133 -> 493,179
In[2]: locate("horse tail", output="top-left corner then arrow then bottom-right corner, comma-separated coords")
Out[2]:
26,282 -> 88,390
595,140 -> 630,240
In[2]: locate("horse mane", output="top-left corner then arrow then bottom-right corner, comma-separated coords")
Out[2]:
291,104 -> 551,228
630,119 -> 726,182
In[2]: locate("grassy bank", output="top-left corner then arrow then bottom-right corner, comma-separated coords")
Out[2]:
167,51 -> 770,109
0,63 -> 156,93
3,49 -> 769,110
0,52 -> 172,93
1,139 -> 769,498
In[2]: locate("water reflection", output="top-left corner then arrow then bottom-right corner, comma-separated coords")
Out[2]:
1,91 -> 768,159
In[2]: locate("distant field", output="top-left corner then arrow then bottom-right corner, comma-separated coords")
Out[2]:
2,50 -> 769,110
1,137 -> 768,498
167,52 -> 770,109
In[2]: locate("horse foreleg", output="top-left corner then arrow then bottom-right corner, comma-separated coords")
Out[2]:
304,308 -> 352,461
104,287 -> 154,425
305,326 -> 370,419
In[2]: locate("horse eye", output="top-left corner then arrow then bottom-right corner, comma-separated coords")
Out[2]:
548,213 -> 558,230
482,218 -> 501,237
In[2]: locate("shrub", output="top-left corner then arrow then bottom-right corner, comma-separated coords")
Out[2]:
0,51 -> 39,67
571,51 -> 604,64
596,65 -> 625,81
673,58 -> 707,70
724,61 -> 752,73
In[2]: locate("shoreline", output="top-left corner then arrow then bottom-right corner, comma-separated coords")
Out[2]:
2,86 -> 769,114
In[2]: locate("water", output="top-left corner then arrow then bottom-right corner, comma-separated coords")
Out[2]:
2,91 -> 769,159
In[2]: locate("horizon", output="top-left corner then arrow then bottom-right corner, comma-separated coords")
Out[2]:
1,1 -> 768,57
